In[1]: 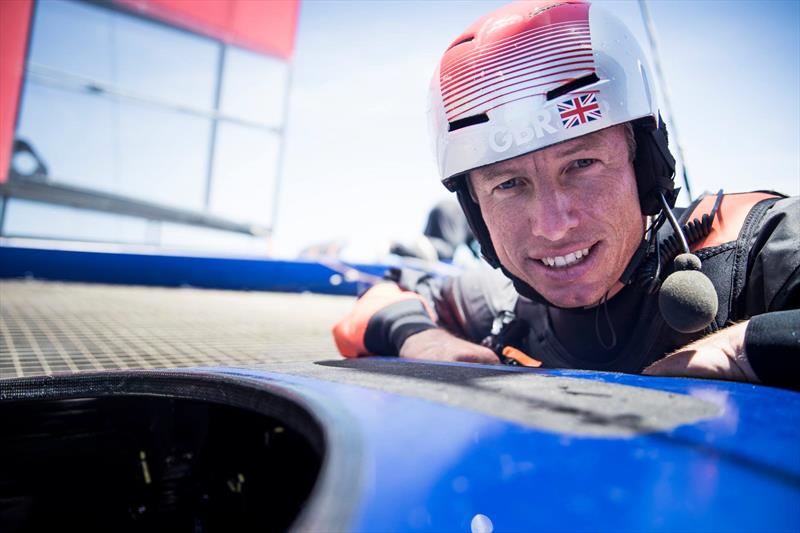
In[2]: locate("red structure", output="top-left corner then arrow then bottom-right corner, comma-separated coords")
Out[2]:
0,0 -> 33,184
114,0 -> 299,60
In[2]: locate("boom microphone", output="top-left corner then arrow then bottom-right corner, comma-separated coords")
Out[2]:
658,253 -> 718,333
652,190 -> 719,333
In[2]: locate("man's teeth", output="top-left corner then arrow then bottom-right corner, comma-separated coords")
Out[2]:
541,247 -> 591,268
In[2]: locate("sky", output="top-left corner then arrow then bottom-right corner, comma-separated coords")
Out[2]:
271,0 -> 800,259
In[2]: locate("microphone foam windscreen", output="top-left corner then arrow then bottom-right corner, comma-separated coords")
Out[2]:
658,270 -> 719,333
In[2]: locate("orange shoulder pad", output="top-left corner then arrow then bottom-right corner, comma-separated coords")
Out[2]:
689,192 -> 779,251
332,283 -> 437,358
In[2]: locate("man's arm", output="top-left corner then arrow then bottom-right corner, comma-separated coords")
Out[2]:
644,310 -> 800,389
332,263 -> 515,363
645,197 -> 800,388
399,328 -> 499,364
642,321 -> 756,382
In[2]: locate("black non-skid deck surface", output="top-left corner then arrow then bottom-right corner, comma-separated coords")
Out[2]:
0,280 -> 719,435
0,280 -> 352,378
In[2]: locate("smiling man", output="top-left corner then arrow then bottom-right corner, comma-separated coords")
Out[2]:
469,124 -> 643,309
333,0 -> 799,388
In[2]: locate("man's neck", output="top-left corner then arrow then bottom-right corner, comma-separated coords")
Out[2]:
549,284 -> 646,363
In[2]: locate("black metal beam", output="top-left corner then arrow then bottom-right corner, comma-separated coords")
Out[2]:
0,177 -> 269,237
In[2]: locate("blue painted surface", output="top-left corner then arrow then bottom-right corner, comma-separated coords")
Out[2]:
0,245 -> 390,295
212,365 -> 800,533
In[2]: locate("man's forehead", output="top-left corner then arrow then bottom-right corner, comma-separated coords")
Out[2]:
551,129 -> 615,156
474,127 -> 620,179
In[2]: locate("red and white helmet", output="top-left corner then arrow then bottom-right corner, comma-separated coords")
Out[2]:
428,0 -> 678,302
429,0 -> 660,189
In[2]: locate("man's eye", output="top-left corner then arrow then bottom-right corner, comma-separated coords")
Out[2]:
573,158 -> 596,169
495,178 -> 519,191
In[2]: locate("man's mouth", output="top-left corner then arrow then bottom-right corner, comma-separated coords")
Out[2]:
538,245 -> 592,268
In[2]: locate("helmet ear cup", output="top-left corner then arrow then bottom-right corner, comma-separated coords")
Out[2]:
633,116 -> 678,216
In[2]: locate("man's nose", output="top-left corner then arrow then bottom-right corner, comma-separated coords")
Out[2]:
528,187 -> 579,241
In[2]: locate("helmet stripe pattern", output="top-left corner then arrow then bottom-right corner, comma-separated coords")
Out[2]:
429,0 -> 661,183
441,4 -> 593,122
441,21 -> 590,93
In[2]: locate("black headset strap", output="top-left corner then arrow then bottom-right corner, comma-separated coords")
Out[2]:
633,115 -> 678,215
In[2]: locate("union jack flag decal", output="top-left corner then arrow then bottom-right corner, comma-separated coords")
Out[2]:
557,93 -> 602,129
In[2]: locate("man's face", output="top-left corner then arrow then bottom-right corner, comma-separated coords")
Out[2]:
469,125 -> 644,308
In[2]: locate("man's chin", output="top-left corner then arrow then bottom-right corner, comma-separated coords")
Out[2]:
544,294 -> 601,309
508,263 -> 609,308
532,284 -> 605,309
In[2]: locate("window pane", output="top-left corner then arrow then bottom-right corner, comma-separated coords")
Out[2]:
116,101 -> 212,211
29,0 -> 220,110
29,0 -> 115,84
16,83 -> 116,192
209,123 -> 280,226
220,47 -> 288,127
3,199 -> 152,244
16,84 -> 212,211
113,12 -> 220,109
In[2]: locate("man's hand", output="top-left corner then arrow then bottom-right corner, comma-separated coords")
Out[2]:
399,328 -> 500,364
643,321 -> 760,383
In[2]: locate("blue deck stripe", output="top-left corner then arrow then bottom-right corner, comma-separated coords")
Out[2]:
0,245 -> 390,295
